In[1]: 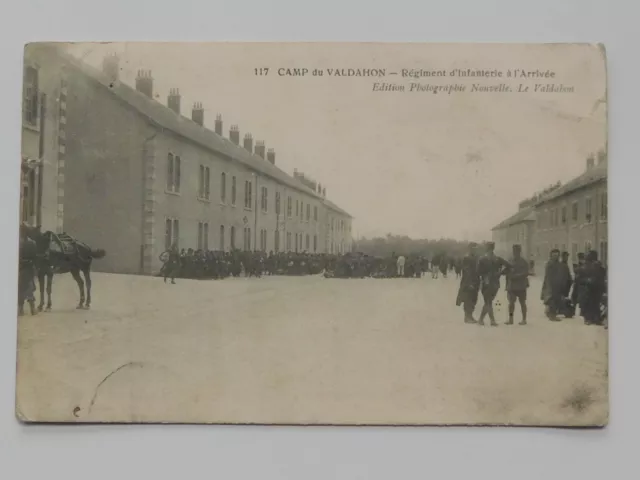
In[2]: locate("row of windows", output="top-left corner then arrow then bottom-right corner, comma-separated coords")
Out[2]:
165,218 -> 321,253
170,153 -> 323,223
540,191 -> 607,229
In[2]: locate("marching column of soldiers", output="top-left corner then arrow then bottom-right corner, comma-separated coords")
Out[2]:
456,242 -> 607,327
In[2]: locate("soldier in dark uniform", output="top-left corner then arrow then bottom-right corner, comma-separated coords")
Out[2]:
578,250 -> 606,325
541,249 -> 570,320
163,243 -> 180,284
456,242 -> 480,324
571,252 -> 586,314
504,244 -> 530,325
18,226 -> 38,316
477,241 -> 508,326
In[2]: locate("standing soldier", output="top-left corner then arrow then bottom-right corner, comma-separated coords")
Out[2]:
571,252 -> 586,314
456,242 -> 481,324
541,249 -> 570,320
477,242 -> 508,327
578,250 -> 607,325
18,225 -> 38,316
504,244 -> 530,325
163,243 -> 180,284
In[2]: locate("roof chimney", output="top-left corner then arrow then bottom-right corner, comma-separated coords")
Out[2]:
229,125 -> 240,145
317,183 -> 322,194
192,102 -> 204,126
267,148 -> 275,164
243,133 -> 253,153
255,140 -> 266,159
168,88 -> 181,114
135,70 -> 153,98
102,53 -> 120,84
586,154 -> 595,170
215,114 -> 223,136
322,187 -> 326,197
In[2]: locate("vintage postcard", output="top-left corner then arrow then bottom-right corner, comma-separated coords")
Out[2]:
16,42 -> 608,426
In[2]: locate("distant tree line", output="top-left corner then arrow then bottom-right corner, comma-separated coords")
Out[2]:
352,234 -> 471,259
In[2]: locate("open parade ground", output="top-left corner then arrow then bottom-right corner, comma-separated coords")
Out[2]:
16,272 -> 607,425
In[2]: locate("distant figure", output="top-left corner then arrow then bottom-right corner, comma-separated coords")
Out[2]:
456,243 -> 480,324
571,252 -> 586,313
162,243 -> 180,284
396,254 -> 406,277
505,244 -> 529,325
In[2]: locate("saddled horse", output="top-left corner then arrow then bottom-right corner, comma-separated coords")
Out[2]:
21,225 -> 106,310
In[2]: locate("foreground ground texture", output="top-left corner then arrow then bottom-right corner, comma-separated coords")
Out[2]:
16,272 -> 608,426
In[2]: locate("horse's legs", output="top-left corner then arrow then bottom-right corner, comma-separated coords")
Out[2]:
37,271 -> 46,311
83,267 -> 92,308
70,268 -> 85,308
45,272 -> 53,310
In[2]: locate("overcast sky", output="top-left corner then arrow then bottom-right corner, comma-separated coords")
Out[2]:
66,43 -> 607,241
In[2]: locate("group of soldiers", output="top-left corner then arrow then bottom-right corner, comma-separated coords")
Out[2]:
159,246 -> 335,283
159,246 -> 465,282
456,241 -> 607,327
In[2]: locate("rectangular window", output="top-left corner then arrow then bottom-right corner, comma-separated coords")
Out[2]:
221,173 -> 227,203
244,180 -> 253,209
220,225 -> 225,251
286,232 -> 291,252
165,218 -> 179,249
305,234 -> 310,251
261,186 -> 268,212
274,230 -> 280,253
314,206 -> 318,221
243,227 -> 252,251
561,206 -> 567,225
600,191 -> 607,220
295,233 -> 299,253
231,176 -> 237,205
313,235 -> 317,253
197,222 -> 209,250
166,154 -> 181,193
165,218 -> 172,251
275,192 -> 281,215
287,196 -> 292,217
299,233 -> 303,250
198,165 -> 210,199
230,226 -> 236,250
584,241 -> 592,253
572,202 -> 578,222
23,66 -> 39,126
167,154 -> 174,191
585,197 -> 592,222
260,229 -> 267,251
306,204 -> 310,222
296,200 -> 299,217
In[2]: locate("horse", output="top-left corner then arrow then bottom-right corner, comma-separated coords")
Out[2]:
21,224 -> 106,310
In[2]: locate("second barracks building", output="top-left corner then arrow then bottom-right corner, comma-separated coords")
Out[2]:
23,44 -> 353,275
492,152 -> 608,269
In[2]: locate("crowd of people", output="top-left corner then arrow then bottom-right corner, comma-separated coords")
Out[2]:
455,242 -> 607,328
158,245 -> 467,282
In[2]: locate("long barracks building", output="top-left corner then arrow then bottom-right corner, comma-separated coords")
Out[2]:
21,44 -> 353,274
492,152 -> 608,269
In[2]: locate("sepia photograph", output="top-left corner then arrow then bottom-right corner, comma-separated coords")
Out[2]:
16,42 -> 608,426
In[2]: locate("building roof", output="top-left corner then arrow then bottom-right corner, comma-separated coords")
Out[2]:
535,162 -> 607,206
322,198 -> 353,219
491,206 -> 536,231
50,45 -> 353,218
